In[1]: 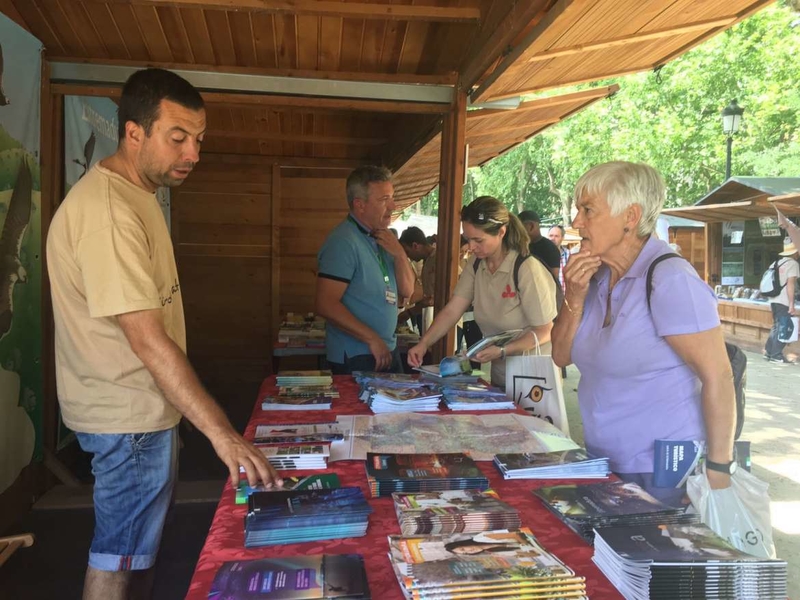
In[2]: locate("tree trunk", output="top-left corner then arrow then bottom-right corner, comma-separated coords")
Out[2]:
547,166 -> 572,225
516,157 -> 528,213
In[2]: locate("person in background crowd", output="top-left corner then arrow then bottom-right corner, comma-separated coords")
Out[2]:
408,197 -> 557,386
551,161 -> 735,506
519,210 -> 561,278
548,224 -> 570,291
315,166 -> 415,374
398,227 -> 435,332
763,237 -> 799,364
47,68 -> 283,600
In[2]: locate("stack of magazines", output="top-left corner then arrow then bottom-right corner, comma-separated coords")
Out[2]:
245,487 -> 372,547
440,381 -> 515,411
493,449 -> 610,480
388,528 -> 587,599
256,444 -> 330,470
392,489 -> 521,535
235,473 -> 340,504
533,480 -> 699,544
276,369 -> 333,387
209,554 -> 371,599
593,522 -> 787,600
261,394 -> 332,410
353,371 -> 429,388
365,386 -> 443,413
366,453 -> 489,498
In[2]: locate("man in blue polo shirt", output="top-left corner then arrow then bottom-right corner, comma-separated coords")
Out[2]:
315,166 -> 415,373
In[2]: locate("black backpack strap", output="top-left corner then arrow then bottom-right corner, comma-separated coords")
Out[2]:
645,252 -> 685,311
513,254 -> 530,293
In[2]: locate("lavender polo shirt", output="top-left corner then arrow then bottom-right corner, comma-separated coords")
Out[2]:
571,236 -> 720,474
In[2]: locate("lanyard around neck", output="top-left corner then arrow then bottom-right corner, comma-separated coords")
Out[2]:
349,215 -> 390,285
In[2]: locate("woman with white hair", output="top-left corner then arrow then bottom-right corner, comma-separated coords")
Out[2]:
551,161 -> 735,506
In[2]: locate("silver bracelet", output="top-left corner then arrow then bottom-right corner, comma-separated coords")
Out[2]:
501,346 -> 506,360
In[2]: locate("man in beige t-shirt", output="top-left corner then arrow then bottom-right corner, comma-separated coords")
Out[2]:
47,68 -> 281,600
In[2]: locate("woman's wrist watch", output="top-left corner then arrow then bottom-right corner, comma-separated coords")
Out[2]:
706,458 -> 737,475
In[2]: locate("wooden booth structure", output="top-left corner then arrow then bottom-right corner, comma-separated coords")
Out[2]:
0,0 -> 776,527
664,177 -> 800,353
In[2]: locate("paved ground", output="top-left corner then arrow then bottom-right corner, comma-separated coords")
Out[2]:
559,350 -> 800,599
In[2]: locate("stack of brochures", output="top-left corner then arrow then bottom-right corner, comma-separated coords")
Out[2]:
365,453 -> 489,498
353,371 -> 430,388
493,449 -> 610,480
256,444 -> 330,470
414,364 -> 481,383
593,522 -> 787,600
365,386 -> 443,414
276,369 -> 333,387
392,489 -> 521,535
261,394 -> 332,410
533,480 -> 700,544
388,528 -> 587,599
245,487 -> 372,547
235,473 -> 340,504
254,422 -> 345,445
209,554 -> 371,599
440,381 -> 514,411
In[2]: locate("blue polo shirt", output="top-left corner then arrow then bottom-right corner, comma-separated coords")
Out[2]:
317,216 -> 398,363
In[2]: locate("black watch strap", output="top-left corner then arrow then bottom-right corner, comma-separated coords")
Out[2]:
705,459 -> 736,475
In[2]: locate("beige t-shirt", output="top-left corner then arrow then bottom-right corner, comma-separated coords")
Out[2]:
47,164 -> 184,433
770,257 -> 799,307
453,251 -> 557,385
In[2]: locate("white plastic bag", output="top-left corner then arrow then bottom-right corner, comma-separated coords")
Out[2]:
687,465 -> 776,558
505,337 -> 569,436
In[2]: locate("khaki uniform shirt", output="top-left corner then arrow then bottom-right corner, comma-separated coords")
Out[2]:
453,251 -> 557,385
47,164 -> 184,433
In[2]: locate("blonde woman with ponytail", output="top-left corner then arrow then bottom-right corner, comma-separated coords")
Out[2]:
407,196 -> 557,386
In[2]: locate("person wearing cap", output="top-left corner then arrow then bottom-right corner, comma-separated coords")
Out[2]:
764,237 -> 799,364
518,210 -> 561,278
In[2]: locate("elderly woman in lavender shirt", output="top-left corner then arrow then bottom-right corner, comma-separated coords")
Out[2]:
551,161 -> 735,506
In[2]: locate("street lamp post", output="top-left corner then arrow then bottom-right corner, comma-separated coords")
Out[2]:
721,99 -> 744,180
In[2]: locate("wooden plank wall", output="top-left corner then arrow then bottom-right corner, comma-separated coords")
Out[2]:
673,228 -> 706,279
279,170 -> 348,318
170,157 -> 274,375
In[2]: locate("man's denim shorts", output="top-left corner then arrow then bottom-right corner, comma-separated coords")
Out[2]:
75,426 -> 179,571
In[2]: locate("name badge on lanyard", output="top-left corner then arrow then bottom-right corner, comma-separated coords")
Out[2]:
376,249 -> 396,305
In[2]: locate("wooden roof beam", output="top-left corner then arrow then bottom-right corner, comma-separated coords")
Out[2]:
467,85 -> 618,118
525,17 -> 736,63
50,57 -> 458,86
469,0 -> 584,102
50,83 -> 448,114
459,0 -> 549,92
205,130 -> 388,145
96,0 -> 481,22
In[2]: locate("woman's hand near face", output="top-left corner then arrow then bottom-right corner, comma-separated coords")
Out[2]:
563,250 -> 602,311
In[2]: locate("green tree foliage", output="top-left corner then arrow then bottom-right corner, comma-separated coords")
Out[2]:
406,2 -> 800,223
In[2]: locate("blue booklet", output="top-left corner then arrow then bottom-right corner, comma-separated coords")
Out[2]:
653,440 -> 752,488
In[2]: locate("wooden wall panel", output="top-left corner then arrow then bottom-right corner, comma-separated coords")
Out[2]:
673,228 -> 706,280
279,174 -> 348,316
171,159 -> 274,365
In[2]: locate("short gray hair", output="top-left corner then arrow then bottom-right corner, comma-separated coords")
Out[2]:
346,165 -> 392,209
573,161 -> 665,237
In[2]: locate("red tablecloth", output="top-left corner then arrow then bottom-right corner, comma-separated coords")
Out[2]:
185,376 -> 623,599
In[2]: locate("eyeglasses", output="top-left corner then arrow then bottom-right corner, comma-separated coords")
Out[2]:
461,205 -> 505,226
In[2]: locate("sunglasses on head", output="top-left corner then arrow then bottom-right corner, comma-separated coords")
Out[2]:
461,204 -> 505,225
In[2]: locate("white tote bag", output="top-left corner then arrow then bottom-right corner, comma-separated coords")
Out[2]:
505,338 -> 570,436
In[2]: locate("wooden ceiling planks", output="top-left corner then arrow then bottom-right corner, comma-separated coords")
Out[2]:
471,0 -> 774,102
391,85 -> 618,211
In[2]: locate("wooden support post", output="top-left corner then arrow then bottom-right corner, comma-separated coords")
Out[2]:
431,90 -> 467,363
270,164 -> 281,374
40,60 -> 64,455
705,222 -> 722,286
